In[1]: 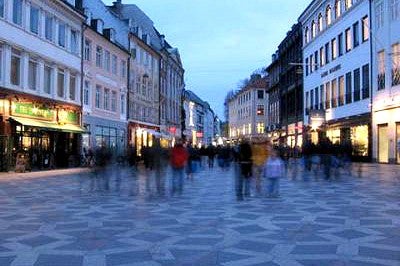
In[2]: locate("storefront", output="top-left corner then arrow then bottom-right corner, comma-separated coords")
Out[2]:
128,121 -> 160,156
0,97 -> 84,170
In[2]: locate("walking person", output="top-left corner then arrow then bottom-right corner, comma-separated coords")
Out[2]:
236,140 -> 253,200
263,148 -> 284,198
170,141 -> 189,195
251,138 -> 270,195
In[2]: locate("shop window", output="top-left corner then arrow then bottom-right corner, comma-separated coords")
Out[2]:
28,60 -> 38,90
57,69 -> 64,98
327,128 -> 341,145
351,125 -> 369,157
12,0 -> 23,26
30,5 -> 39,34
11,49 -> 21,86
44,65 -> 52,94
378,124 -> 389,163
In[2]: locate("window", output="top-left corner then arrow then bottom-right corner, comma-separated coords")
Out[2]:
305,91 -> 309,112
12,0 -> 22,25
310,54 -> 314,73
83,81 -> 90,106
338,33 -> 344,56
331,79 -> 337,108
95,85 -> 101,108
96,46 -> 103,68
112,55 -> 117,75
335,0 -> 341,18
104,50 -> 110,71
311,20 -> 316,38
392,43 -> 400,86
338,76 -> 345,106
362,16 -> 369,42
318,13 -> 323,32
111,91 -> 117,112
331,38 -> 337,60
104,89 -> 110,110
345,72 -> 352,104
42,65 -> 51,95
28,60 -> 38,90
325,82 -> 331,109
257,123 -> 265,134
57,69 -> 65,98
345,28 -> 352,52
305,27 -> 309,44
121,60 -> 126,78
120,94 -> 125,114
257,90 -> 264,99
320,85 -> 324,109
353,68 -> 360,101
392,0 -> 400,20
362,64 -> 370,98
314,51 -> 319,70
305,58 -> 309,76
58,22 -> 66,47
345,0 -> 352,10
325,42 -> 330,64
84,39 -> 91,61
70,30 -> 78,54
326,5 -> 332,26
378,50 -> 385,90
315,87 -> 319,109
0,0 -> 4,18
376,1 -> 384,29
30,6 -> 39,34
310,89 -> 314,109
69,74 -> 76,100
10,49 -> 21,86
45,14 -> 53,41
353,22 -> 359,48
320,46 -> 325,67
257,105 -> 264,116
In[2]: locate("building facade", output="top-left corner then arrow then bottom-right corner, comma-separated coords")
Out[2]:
228,77 -> 269,142
266,53 -> 281,144
81,20 -> 129,156
0,0 -> 85,170
299,0 -> 372,161
182,90 -> 205,146
278,23 -> 304,149
371,0 -> 400,163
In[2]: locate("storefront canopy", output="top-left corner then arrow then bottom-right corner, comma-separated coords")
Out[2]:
10,117 -> 86,133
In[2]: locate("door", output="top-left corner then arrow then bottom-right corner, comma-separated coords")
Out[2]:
378,124 -> 389,163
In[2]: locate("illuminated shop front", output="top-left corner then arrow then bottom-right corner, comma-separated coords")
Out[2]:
0,96 -> 84,170
128,122 -> 160,156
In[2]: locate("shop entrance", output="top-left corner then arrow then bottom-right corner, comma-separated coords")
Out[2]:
378,124 -> 389,163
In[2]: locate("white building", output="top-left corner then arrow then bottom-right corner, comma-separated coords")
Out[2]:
0,0 -> 85,169
371,0 -> 400,163
299,0 -> 372,160
228,77 -> 269,142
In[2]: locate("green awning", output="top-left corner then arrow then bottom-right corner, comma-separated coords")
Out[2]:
10,116 -> 85,133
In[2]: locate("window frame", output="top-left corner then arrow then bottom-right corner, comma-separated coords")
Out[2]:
12,0 -> 23,26
10,49 -> 21,86
57,68 -> 65,98
43,64 -> 52,94
30,5 -> 40,35
28,59 -> 38,91
69,73 -> 76,100
58,22 -> 66,48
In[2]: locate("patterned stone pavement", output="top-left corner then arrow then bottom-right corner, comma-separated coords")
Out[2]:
0,162 -> 399,266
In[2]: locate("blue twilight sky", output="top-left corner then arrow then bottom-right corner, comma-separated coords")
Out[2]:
103,0 -> 311,119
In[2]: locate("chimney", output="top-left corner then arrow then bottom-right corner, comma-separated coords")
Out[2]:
113,0 -> 122,11
160,34 -> 165,47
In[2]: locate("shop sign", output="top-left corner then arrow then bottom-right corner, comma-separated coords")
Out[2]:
58,110 -> 79,125
12,102 -> 55,120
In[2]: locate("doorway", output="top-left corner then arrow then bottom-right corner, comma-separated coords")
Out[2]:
378,124 -> 389,163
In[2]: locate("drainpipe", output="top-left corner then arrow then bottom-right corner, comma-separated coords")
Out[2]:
369,0 -> 374,162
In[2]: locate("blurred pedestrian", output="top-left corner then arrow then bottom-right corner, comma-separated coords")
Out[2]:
237,140 -> 253,200
251,138 -> 270,194
170,141 -> 189,195
263,148 -> 284,197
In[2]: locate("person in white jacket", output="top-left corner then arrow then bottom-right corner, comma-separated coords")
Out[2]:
263,148 -> 284,197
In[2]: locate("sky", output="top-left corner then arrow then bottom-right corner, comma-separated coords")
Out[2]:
104,0 -> 311,119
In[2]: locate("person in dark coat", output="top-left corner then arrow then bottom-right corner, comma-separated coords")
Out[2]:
236,141 -> 253,200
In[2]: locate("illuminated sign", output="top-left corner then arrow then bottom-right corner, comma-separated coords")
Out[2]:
12,102 -> 55,120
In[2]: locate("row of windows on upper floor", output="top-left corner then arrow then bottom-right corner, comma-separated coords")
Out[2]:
0,44 -> 79,101
304,0 -> 361,45
236,90 -> 265,105
236,105 -> 265,120
305,64 -> 370,113
377,44 -> 400,90
305,16 -> 369,76
85,82 -> 126,115
0,0 -> 81,56
83,38 -> 127,79
375,0 -> 400,29
229,123 -> 265,137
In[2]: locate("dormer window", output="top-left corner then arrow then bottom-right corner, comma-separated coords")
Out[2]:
311,20 -> 316,38
318,13 -> 323,32
345,0 -> 352,10
326,5 -> 332,26
335,0 -> 342,19
305,27 -> 309,44
91,19 -> 104,34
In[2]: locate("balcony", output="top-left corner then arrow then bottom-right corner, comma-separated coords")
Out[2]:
378,73 -> 385,90
392,68 -> 400,86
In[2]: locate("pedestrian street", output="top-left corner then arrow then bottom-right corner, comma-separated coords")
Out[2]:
0,163 -> 399,266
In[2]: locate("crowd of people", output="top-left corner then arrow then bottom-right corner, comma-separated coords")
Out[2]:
81,137 -> 357,199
